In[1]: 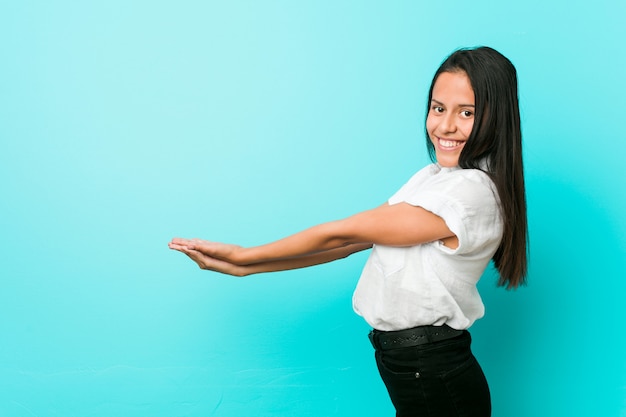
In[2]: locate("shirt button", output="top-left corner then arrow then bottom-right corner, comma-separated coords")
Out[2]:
415,372 -> 421,379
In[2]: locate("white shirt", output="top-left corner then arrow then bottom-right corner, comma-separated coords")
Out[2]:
352,164 -> 503,331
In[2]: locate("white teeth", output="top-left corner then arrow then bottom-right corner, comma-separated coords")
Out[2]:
439,139 -> 461,148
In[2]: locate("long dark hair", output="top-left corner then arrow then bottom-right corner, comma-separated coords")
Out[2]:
425,46 -> 528,288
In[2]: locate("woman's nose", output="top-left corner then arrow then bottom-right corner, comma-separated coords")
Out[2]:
440,113 -> 457,133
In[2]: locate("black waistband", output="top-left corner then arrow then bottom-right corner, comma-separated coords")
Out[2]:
368,325 -> 464,351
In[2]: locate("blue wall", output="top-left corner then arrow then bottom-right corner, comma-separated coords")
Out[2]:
1,1 -> 625,416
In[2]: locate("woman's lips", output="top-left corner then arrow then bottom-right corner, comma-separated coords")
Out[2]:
437,137 -> 465,150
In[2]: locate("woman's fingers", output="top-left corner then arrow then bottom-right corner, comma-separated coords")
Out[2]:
169,241 -> 244,276
168,241 -> 190,251
170,237 -> 196,246
170,238 -> 216,252
188,250 -> 244,276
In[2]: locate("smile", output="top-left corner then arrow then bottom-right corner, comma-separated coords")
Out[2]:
437,137 -> 466,150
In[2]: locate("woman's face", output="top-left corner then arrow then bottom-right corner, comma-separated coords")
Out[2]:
426,71 -> 475,168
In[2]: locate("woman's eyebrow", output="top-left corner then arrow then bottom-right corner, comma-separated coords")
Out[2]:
431,98 -> 475,108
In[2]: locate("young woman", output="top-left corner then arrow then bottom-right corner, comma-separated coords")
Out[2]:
169,46 -> 528,417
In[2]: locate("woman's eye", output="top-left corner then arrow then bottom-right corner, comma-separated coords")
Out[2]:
432,106 -> 444,113
461,110 -> 473,118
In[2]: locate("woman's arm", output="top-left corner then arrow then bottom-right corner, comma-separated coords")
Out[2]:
168,242 -> 373,276
170,202 -> 454,267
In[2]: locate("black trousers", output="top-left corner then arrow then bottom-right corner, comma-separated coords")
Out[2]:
373,330 -> 491,417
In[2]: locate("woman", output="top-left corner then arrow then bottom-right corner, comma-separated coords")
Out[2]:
169,46 -> 528,417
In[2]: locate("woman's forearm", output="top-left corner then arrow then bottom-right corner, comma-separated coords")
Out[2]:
233,220 -> 356,265
240,242 -> 372,275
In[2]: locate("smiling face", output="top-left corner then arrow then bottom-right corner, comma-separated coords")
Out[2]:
426,71 -> 475,168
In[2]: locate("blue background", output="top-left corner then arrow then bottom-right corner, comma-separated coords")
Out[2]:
1,1 -> 625,416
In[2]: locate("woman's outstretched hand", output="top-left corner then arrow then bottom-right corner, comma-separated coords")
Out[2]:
168,238 -> 247,276
169,236 -> 373,277
169,238 -> 243,261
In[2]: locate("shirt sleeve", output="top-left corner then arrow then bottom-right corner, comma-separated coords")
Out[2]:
388,169 -> 502,255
